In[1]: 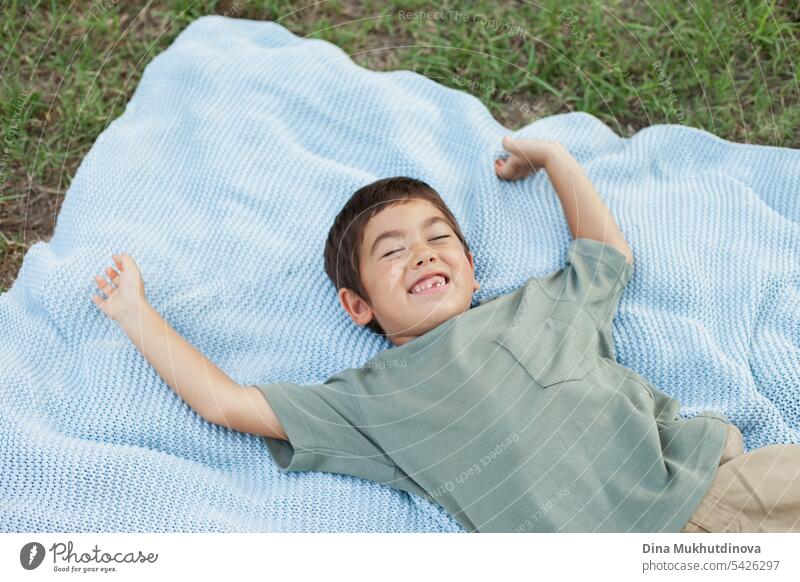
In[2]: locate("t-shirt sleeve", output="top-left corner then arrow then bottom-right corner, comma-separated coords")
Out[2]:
251,374 -> 397,486
533,237 -> 634,354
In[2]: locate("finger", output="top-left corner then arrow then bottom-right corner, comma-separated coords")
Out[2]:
95,295 -> 111,317
91,293 -> 108,314
512,156 -> 535,173
94,274 -> 114,296
503,136 -> 524,155
111,253 -> 129,272
506,159 -> 525,179
105,266 -> 120,283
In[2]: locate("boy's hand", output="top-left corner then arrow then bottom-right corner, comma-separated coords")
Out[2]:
495,136 -> 561,181
91,253 -> 148,326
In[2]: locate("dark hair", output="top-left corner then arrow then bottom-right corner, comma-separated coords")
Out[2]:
324,176 -> 471,336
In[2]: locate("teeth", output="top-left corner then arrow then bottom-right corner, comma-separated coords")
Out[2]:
411,275 -> 447,294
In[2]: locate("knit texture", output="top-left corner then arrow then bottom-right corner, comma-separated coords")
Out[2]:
1,16 -> 798,532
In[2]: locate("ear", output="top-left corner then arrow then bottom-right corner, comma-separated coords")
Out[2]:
337,287 -> 375,326
468,251 -> 481,292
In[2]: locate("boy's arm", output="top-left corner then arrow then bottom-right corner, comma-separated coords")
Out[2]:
209,384 -> 287,440
119,302 -> 286,440
502,137 -> 634,265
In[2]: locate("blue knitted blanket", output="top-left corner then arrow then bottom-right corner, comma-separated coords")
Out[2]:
1,16 -> 798,533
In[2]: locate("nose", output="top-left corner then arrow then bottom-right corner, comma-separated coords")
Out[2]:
417,253 -> 436,267
413,248 -> 437,267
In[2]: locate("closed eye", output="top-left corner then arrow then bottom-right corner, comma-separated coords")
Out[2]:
381,235 -> 450,258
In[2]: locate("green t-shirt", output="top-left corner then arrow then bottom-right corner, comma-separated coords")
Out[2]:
254,237 -> 728,532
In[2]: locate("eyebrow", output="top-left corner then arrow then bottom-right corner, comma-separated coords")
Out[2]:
369,216 -> 450,257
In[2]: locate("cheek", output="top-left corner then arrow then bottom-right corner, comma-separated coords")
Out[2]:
388,262 -> 404,277
449,251 -> 470,276
387,263 -> 407,291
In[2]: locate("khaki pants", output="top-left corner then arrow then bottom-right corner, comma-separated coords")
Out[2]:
681,423 -> 800,532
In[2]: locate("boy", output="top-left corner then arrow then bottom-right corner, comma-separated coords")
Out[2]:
92,136 -> 800,533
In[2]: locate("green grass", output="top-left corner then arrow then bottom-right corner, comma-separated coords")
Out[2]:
0,0 -> 798,290
2,0 -> 797,188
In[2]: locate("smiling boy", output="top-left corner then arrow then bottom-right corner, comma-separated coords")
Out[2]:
92,136 -> 800,533
327,177 -> 481,346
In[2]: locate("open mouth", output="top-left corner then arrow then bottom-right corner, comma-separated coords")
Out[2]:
408,274 -> 450,295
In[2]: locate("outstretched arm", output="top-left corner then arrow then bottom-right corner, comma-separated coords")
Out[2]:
91,253 -> 286,439
497,136 -> 633,265
117,301 -> 248,427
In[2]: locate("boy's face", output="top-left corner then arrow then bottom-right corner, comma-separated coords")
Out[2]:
337,199 -> 480,346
